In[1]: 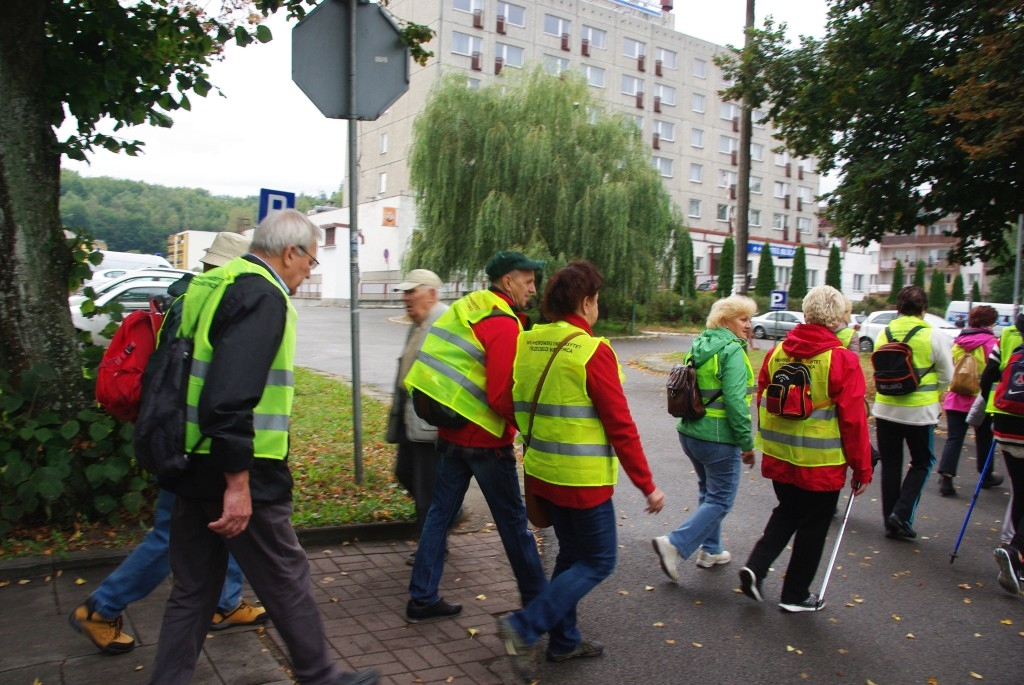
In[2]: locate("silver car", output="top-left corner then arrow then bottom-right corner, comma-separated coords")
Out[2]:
857,310 -> 958,352
751,310 -> 805,340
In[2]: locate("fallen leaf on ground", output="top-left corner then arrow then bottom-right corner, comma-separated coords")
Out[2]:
906,633 -> 915,639
618,590 -> 629,596
467,627 -> 478,638
75,577 -> 87,585
969,672 -> 983,680
653,622 -> 665,628
475,594 -> 486,600
665,639 -> 676,645
644,585 -> 654,591
1000,619 -> 1013,625
691,642 -> 702,648
892,614 -> 901,621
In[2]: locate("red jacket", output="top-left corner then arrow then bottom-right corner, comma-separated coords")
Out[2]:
526,314 -> 656,509
757,323 -> 873,491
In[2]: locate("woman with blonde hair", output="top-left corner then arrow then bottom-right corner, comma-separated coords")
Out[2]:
652,295 -> 757,582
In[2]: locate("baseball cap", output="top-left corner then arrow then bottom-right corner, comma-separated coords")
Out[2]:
485,251 -> 546,281
395,268 -> 442,291
201,232 -> 251,268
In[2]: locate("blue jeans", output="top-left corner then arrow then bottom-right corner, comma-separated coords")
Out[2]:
506,498 -> 616,653
666,433 -> 742,558
91,488 -> 244,617
409,441 -> 546,607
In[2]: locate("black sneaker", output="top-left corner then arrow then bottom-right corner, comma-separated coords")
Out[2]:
739,567 -> 763,602
994,545 -> 1022,595
547,638 -> 605,663
939,475 -> 955,497
405,598 -> 462,623
887,513 -> 917,539
981,472 -> 1005,489
779,594 -> 824,613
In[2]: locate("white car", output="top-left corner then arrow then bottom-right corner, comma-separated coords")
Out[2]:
75,267 -> 190,296
751,310 -> 805,340
71,278 -> 181,347
857,310 -> 959,353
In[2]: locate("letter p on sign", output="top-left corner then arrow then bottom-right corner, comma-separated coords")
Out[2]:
770,290 -> 787,310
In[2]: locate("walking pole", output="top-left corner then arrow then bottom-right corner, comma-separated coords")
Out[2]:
817,485 -> 857,609
950,438 -> 998,564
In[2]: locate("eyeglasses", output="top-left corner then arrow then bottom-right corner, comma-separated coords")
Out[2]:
295,244 -> 319,269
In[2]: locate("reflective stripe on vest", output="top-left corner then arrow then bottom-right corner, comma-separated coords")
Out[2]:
689,345 -> 754,416
512,320 -> 621,487
986,326 -> 1024,416
181,257 -> 296,460
756,347 -> 846,467
403,290 -> 519,437
874,316 -> 940,407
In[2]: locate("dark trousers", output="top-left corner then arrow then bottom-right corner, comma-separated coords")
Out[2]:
744,482 -> 840,604
150,498 -> 340,685
395,438 -> 442,530
1003,450 -> 1024,551
877,418 -> 935,525
938,411 -> 994,478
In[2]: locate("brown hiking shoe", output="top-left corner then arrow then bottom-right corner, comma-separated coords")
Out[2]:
68,603 -> 135,654
210,599 -> 269,631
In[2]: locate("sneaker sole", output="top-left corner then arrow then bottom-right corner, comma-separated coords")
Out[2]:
779,601 -> 824,613
994,548 -> 1021,595
652,538 -> 680,581
738,567 -> 763,602
696,556 -> 731,568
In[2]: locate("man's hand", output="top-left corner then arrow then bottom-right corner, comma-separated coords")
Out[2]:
645,487 -> 666,514
209,471 -> 252,538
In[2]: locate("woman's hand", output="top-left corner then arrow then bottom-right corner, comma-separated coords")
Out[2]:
741,449 -> 756,468
645,487 -> 666,514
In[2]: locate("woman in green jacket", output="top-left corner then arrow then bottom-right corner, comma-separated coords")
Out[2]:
653,295 -> 757,582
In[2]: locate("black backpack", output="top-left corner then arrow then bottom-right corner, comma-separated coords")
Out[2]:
764,361 -> 814,419
872,325 -> 931,396
411,388 -> 469,428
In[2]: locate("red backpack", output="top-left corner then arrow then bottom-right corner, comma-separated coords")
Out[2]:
95,301 -> 164,422
993,344 -> 1024,417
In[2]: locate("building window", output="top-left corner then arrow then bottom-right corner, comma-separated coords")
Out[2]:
543,54 -> 570,75
693,58 -> 707,78
749,209 -> 761,226
776,265 -> 792,286
719,135 -> 738,154
581,25 -> 606,49
378,172 -> 387,194
720,102 -> 739,120
496,42 -> 524,67
695,256 -> 704,272
688,198 -> 701,218
453,0 -> 483,12
717,204 -> 730,222
544,14 -> 570,37
752,109 -> 766,128
798,158 -> 814,174
797,216 -> 812,233
773,181 -> 790,198
772,213 -> 789,230
623,37 -> 646,58
692,93 -> 706,113
774,151 -> 791,167
691,128 -> 704,148
798,186 -> 813,203
467,77 -> 481,89
689,163 -> 703,183
653,156 -> 673,177
808,270 -> 819,287
451,31 -> 482,56
853,274 -> 864,291
656,47 -> 678,69
621,75 -> 644,96
582,64 -> 605,88
718,169 -> 737,188
654,84 -> 676,106
379,133 -> 388,154
751,142 -> 764,161
750,176 -> 763,194
653,120 -> 675,142
497,1 -> 525,26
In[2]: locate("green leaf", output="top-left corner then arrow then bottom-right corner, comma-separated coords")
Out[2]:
255,24 -> 272,44
93,494 -> 118,514
89,421 -> 111,442
60,421 -> 81,440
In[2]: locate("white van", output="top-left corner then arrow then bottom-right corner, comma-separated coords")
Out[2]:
944,300 -> 1017,333
84,250 -> 173,288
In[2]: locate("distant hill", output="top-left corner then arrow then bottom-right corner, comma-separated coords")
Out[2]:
59,170 -> 342,254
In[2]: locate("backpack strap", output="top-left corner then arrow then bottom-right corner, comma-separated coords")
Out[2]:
900,325 -> 925,344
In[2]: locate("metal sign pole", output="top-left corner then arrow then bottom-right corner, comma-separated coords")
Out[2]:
348,0 -> 364,484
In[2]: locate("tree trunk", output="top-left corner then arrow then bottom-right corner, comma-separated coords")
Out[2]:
0,0 -> 88,410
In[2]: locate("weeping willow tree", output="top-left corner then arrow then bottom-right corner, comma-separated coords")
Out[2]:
407,67 -> 678,317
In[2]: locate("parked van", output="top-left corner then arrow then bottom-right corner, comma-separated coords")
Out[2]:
83,250 -> 173,288
944,300 -> 1017,333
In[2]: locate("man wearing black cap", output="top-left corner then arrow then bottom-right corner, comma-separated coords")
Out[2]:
403,251 -> 556,626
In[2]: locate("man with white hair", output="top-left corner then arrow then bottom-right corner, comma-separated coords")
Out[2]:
149,210 -> 377,685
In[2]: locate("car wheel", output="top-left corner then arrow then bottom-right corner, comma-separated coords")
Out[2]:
753,326 -> 766,339
859,337 -> 873,353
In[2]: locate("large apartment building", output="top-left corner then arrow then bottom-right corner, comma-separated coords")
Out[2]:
313,0 -> 878,301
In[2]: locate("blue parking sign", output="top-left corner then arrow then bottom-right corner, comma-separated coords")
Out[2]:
770,291 -> 788,310
258,188 -> 296,223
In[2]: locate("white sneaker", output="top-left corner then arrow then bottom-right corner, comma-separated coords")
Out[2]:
652,536 -> 681,581
695,549 -> 732,568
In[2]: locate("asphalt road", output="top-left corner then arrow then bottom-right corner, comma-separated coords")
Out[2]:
294,304 -> 1019,684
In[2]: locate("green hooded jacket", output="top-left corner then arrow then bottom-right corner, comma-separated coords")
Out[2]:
676,327 -> 754,451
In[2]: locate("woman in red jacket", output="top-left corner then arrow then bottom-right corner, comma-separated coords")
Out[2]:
738,285 -> 873,612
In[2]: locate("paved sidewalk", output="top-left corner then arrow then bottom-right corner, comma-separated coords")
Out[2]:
0,522 -> 528,685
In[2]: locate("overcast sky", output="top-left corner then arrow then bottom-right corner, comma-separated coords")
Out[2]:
60,0 -> 829,199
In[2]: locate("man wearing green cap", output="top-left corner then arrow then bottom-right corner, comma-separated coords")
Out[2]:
403,251 -> 557,627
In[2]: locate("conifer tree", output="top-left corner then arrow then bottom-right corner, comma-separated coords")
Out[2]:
717,238 -> 736,297
826,245 -> 842,289
971,279 -> 982,302
754,246 -> 775,296
929,270 -> 947,312
674,228 -> 696,297
789,246 -> 808,299
889,261 -> 905,303
914,260 -> 927,288
951,273 -> 965,302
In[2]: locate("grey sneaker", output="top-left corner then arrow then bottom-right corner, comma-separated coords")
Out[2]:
497,615 -> 535,683
696,549 -> 732,568
779,594 -> 824,613
547,638 -> 605,663
994,545 -> 1022,595
652,536 -> 681,581
739,567 -> 763,602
